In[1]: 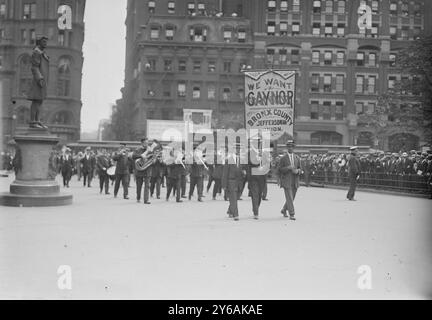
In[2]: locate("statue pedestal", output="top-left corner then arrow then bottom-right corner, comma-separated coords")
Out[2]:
0,128 -> 72,207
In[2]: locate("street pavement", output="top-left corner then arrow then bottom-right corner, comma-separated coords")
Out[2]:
0,175 -> 431,299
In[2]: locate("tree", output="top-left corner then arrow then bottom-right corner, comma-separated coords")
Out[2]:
358,35 -> 432,149
101,102 -> 133,141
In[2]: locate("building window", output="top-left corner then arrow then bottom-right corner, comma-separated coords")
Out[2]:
164,59 -> 172,71
187,2 -> 195,15
0,29 -> 4,41
267,21 -> 276,36
368,76 -> 376,93
311,74 -> 320,92
337,23 -> 345,37
146,59 -> 156,71
58,30 -> 65,46
291,49 -> 300,65
336,75 -> 344,92
337,0 -> 345,13
177,82 -> 186,97
356,75 -> 364,92
29,29 -> 36,45
325,0 -> 333,13
208,61 -> 216,73
293,0 -> 300,12
390,2 -> 397,14
370,23 -> 378,38
312,23 -> 320,36
223,61 -> 231,73
292,22 -> 300,36
19,55 -> 32,96
193,86 -> 201,99
238,28 -> 246,42
280,0 -> 288,12
324,23 -> 333,37
21,29 -> 27,44
313,0 -> 321,14
193,60 -> 201,72
368,53 -> 376,67
312,51 -> 320,64
223,28 -> 232,42
222,87 -> 231,100
150,26 -> 160,39
238,87 -> 244,100
190,26 -> 207,42
414,3 -> 421,16
163,82 -> 171,97
165,26 -> 175,40
357,52 -> 365,66
324,51 -> 332,65
401,27 -> 409,40
310,101 -> 319,119
335,101 -> 344,120
280,22 -> 288,36
279,49 -> 287,64
148,1 -> 155,14
413,27 -> 421,40
23,3 -> 36,19
336,51 -> 344,65
401,2 -> 409,16
57,58 -> 71,97
322,101 -> 331,120
168,1 -> 175,14
356,102 -> 364,114
197,3 -> 205,15
371,0 -> 379,13
367,102 -> 375,114
267,0 -> 276,12
388,76 -> 396,89
0,3 -> 6,18
0,55 -> 3,69
323,74 -> 332,92
390,26 -> 397,39
208,85 -> 216,99
178,60 -> 186,72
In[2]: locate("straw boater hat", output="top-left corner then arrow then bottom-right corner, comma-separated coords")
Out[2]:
286,140 -> 295,146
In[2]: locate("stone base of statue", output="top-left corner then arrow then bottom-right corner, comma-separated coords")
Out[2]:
0,128 -> 72,207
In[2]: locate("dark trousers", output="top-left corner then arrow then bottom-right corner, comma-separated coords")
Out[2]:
249,179 -> 265,216
282,187 -> 297,217
347,174 -> 358,200
136,175 -> 150,202
83,171 -> 93,187
180,175 -> 186,197
167,177 -> 181,201
150,176 -> 161,198
114,173 -> 129,198
262,177 -> 268,199
206,176 -> 214,192
189,176 -> 204,199
99,172 -> 109,194
212,178 -> 222,198
62,171 -> 72,187
227,179 -> 239,217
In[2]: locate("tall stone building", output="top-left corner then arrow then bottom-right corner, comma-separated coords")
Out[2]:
121,0 -> 431,150
0,0 -> 86,149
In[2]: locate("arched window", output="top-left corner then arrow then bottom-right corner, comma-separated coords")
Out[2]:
18,55 -> 32,97
190,25 -> 208,42
16,106 -> 30,125
52,110 -> 73,125
57,57 -> 71,96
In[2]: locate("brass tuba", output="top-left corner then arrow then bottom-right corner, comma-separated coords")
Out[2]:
135,143 -> 161,171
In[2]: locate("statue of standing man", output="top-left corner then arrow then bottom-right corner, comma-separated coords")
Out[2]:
27,35 -> 49,129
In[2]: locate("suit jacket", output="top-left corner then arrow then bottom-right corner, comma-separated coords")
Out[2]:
96,155 -> 111,175
277,153 -> 302,189
221,161 -> 245,190
80,154 -> 95,174
27,46 -> 49,101
60,155 -> 74,175
347,155 -> 361,177
112,152 -> 129,175
132,146 -> 153,177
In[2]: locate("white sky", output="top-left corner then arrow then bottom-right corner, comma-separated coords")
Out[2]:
81,0 -> 127,133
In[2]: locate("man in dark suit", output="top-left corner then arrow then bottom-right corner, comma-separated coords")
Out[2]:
346,146 -> 361,201
222,150 -> 246,221
277,140 -> 302,220
96,149 -> 111,195
247,151 -> 268,220
188,150 -> 206,202
60,148 -> 74,188
80,147 -> 95,187
112,144 -> 130,199
211,164 -> 223,200
166,160 -> 183,203
150,141 -> 163,199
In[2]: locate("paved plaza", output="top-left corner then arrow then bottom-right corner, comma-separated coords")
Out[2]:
0,175 -> 431,299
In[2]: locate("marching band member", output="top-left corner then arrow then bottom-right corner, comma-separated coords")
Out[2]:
132,138 -> 153,204
247,143 -> 268,220
150,140 -> 163,199
96,149 -> 111,195
112,143 -> 130,199
188,149 -> 206,202
80,147 -> 96,188
277,140 -> 302,220
166,149 -> 184,203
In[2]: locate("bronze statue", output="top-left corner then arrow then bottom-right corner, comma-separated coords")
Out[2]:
27,35 -> 49,129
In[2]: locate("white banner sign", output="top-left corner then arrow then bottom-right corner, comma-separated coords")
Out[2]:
244,70 -> 296,141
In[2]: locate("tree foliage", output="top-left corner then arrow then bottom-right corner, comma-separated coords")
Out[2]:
101,102 -> 133,141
